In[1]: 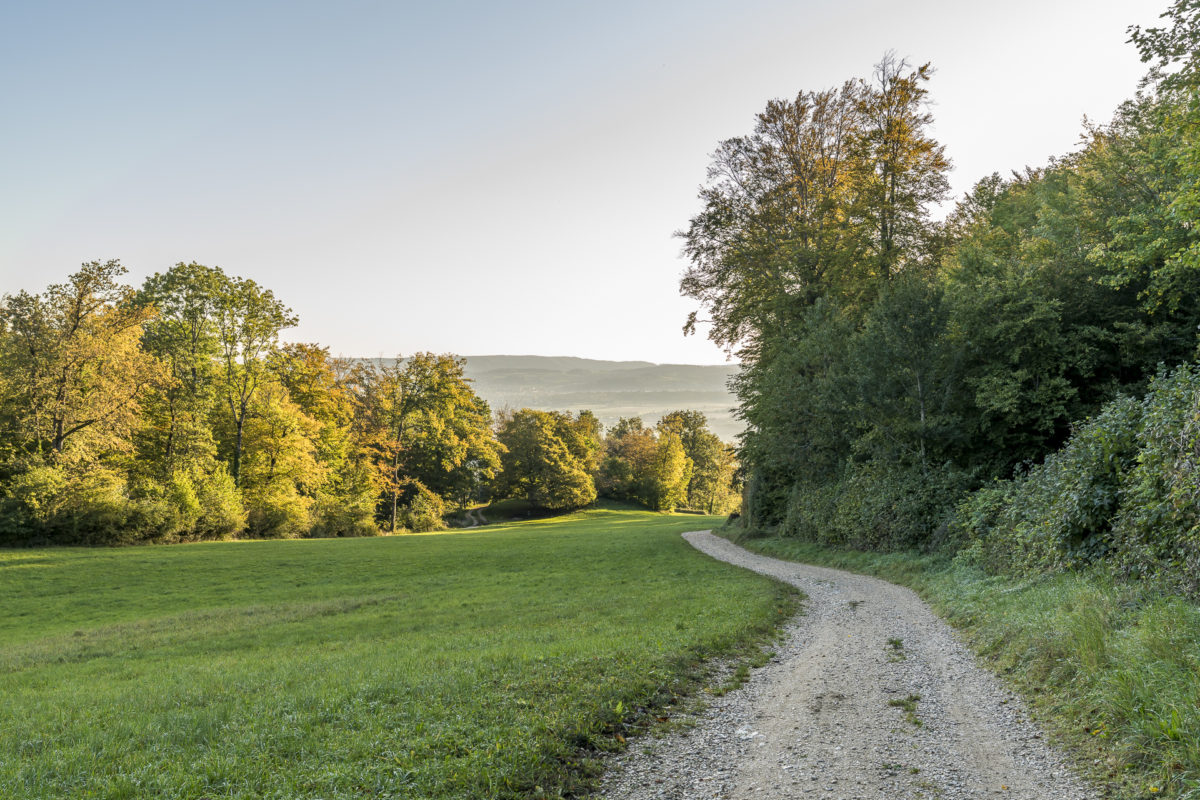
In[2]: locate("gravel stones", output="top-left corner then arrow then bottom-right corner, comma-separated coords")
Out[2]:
597,531 -> 1095,800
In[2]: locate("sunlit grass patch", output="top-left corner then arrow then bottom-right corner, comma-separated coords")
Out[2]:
0,508 -> 796,799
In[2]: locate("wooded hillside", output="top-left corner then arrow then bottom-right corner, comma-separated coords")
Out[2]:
688,4 -> 1200,593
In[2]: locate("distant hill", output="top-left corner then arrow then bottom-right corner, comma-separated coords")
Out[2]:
463,356 -> 743,442
357,355 -> 743,442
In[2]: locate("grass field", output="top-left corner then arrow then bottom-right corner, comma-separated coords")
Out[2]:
736,534 -> 1200,800
0,507 -> 795,800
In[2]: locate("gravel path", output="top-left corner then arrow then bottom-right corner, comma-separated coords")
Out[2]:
599,531 -> 1096,800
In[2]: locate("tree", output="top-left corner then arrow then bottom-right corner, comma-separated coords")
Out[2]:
134,262 -> 225,478
649,430 -> 691,511
679,56 -> 954,534
850,275 -> 961,471
848,55 -> 951,284
657,410 -> 739,512
351,353 -> 501,530
239,381 -> 323,537
272,343 -> 376,536
597,417 -> 658,503
394,353 -> 502,510
350,357 -> 415,531
494,409 -> 596,510
679,79 -> 863,352
212,276 -> 297,487
0,260 -> 162,462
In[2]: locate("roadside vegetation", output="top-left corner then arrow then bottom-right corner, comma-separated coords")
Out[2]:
0,507 -> 795,799
735,535 -> 1200,798
685,3 -> 1200,797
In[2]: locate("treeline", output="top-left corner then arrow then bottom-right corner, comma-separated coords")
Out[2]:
493,409 -> 739,513
0,261 -> 737,545
685,4 -> 1200,591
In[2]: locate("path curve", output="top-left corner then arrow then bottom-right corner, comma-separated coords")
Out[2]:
599,531 -> 1095,800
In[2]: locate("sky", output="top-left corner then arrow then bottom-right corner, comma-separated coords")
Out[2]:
0,0 -> 1167,364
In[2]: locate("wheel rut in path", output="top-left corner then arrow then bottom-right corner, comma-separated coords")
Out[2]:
599,531 -> 1095,800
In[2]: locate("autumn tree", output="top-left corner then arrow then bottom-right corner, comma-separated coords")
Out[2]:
0,260 -> 162,462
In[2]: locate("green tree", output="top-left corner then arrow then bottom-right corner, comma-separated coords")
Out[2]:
351,354 -> 500,530
239,381 -> 323,537
394,353 -> 502,511
597,417 -> 658,504
212,275 -> 297,488
656,410 -> 739,512
494,409 -> 596,510
272,343 -> 376,536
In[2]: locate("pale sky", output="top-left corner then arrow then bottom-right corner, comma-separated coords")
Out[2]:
1,1 -> 1165,364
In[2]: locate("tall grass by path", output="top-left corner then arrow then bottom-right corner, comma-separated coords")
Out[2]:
734,533 -> 1200,800
0,509 -> 796,799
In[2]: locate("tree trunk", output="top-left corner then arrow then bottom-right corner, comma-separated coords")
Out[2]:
233,416 -> 244,488
390,449 -> 400,532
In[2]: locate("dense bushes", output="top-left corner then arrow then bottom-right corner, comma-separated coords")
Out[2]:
954,395 -> 1141,574
781,461 -> 970,552
954,366 -> 1200,597
0,463 -> 245,545
1109,366 -> 1200,593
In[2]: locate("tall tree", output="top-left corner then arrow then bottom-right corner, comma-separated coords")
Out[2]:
0,260 -> 162,462
135,262 -> 225,475
212,276 -> 297,487
849,54 -> 951,284
679,80 -> 862,351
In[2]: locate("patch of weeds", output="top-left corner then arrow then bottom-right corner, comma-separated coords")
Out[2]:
709,663 -> 751,696
913,777 -> 944,797
749,649 -> 774,668
887,637 -> 906,662
848,600 -> 863,611
888,693 -> 923,726
707,644 -> 780,696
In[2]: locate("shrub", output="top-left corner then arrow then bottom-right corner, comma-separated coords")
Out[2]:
244,483 -> 313,539
779,461 -> 968,552
954,395 -> 1141,574
397,479 -> 446,533
1109,365 -> 1200,595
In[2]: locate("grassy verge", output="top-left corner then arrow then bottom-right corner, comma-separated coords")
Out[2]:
730,532 -> 1200,800
0,508 -> 796,800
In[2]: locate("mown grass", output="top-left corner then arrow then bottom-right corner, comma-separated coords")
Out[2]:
733,533 -> 1200,800
0,508 -> 796,799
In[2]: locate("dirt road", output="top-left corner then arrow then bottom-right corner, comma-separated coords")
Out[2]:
599,531 -> 1094,800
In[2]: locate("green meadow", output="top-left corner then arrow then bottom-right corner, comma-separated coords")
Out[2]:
0,507 -> 794,800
